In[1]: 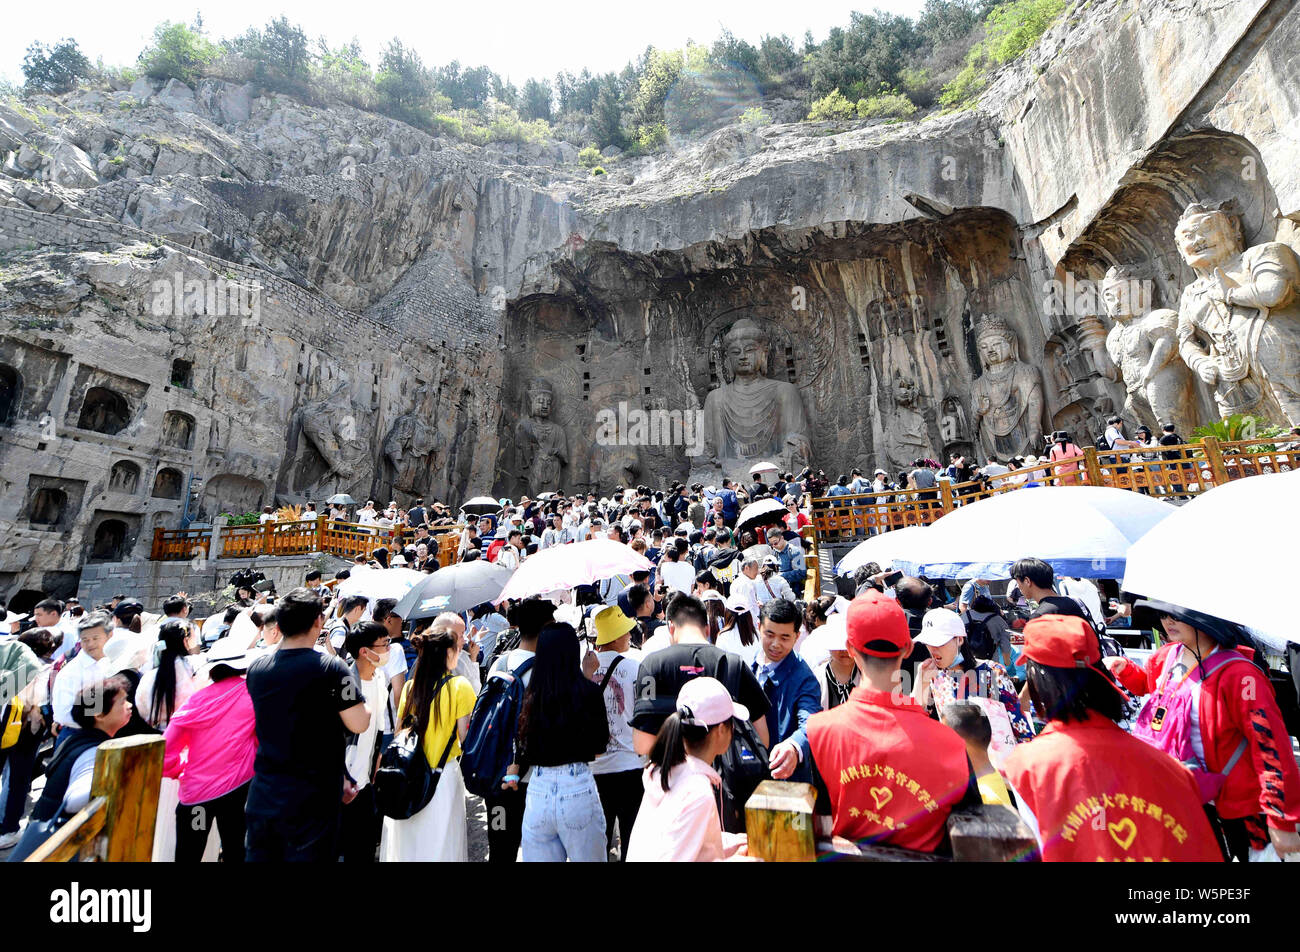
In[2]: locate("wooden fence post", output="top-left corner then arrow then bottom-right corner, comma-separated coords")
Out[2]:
1201,436 -> 1228,484
1082,446 -> 1103,486
93,735 -> 165,862
263,517 -> 275,556
745,780 -> 817,862
946,802 -> 1039,862
151,527 -> 163,561
939,481 -> 954,514
317,515 -> 326,551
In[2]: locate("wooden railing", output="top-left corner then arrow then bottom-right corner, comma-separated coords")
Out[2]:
27,735 -> 164,862
808,437 -> 1298,545
151,517 -> 464,567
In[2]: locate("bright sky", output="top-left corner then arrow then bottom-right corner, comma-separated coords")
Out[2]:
2,0 -> 929,87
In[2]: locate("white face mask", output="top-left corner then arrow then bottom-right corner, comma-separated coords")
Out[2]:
371,649 -> 391,666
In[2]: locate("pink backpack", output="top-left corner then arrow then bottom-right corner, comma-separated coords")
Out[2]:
1132,646 -> 1250,802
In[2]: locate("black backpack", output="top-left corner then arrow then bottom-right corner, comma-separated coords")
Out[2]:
374,675 -> 455,820
715,653 -> 770,835
1094,432 -> 1112,452
961,611 -> 996,660
460,656 -> 535,798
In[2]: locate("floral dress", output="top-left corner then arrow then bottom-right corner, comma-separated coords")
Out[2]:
931,659 -> 1035,742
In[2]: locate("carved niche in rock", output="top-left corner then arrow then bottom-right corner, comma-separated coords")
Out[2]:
109,460 -> 141,494
700,317 -> 812,475
382,384 -> 444,500
939,396 -> 975,461
970,314 -> 1048,461
201,473 -> 267,519
1101,265 -> 1197,434
1173,201 -> 1300,424
515,377 -> 569,495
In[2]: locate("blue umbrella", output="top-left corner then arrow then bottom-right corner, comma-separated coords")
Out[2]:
891,485 -> 1174,579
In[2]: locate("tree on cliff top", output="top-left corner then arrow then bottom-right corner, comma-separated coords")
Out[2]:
138,21 -> 219,86
21,39 -> 94,94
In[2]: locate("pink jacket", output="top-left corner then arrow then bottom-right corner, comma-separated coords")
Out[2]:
163,676 -> 257,806
625,755 -> 726,862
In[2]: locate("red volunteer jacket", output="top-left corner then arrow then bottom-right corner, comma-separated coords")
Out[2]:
1002,712 -> 1222,861
1123,644 -> 1300,831
807,685 -> 972,853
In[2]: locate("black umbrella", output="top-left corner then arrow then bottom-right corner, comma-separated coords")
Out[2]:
460,495 -> 502,517
393,561 -> 513,620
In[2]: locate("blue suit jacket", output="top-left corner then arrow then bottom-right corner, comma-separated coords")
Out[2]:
753,651 -> 822,784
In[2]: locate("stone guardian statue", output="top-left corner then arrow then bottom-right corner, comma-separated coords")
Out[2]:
1172,201 -> 1300,424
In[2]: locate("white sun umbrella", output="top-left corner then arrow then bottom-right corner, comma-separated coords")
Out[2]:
336,565 -> 427,608
892,485 -> 1174,580
1123,469 -> 1300,646
749,461 -> 779,477
835,525 -> 930,577
497,538 -> 653,602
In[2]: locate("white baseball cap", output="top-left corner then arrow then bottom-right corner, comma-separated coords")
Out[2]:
676,676 -> 748,727
915,608 -> 967,647
723,594 -> 751,615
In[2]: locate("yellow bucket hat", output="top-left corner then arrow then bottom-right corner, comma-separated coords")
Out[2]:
593,605 -> 637,646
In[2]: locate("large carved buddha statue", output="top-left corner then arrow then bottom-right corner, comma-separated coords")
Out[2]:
701,318 -> 812,473
970,315 -> 1047,460
1173,201 -> 1300,423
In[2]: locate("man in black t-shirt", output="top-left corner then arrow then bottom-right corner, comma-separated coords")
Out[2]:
245,588 -> 371,862
630,595 -> 770,752
1158,422 -> 1189,496
1010,557 -> 1090,622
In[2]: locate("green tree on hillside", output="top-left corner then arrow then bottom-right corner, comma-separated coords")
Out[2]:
138,20 -> 219,85
22,39 -> 94,93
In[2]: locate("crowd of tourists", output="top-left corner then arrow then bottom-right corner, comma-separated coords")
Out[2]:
2,459 -> 1298,864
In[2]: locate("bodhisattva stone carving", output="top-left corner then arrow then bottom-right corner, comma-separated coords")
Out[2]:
701,318 -> 812,474
884,373 -> 933,468
1173,202 -> 1300,424
298,379 -> 374,500
1101,265 -> 1197,434
516,377 -> 568,493
383,385 -> 442,498
970,315 -> 1047,460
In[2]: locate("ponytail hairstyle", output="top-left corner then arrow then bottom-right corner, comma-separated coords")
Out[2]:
401,624 -> 459,740
149,620 -> 192,727
647,711 -> 715,792
724,607 -> 757,647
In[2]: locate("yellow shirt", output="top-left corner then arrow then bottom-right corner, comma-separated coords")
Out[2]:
976,769 -> 1013,808
398,675 -> 477,764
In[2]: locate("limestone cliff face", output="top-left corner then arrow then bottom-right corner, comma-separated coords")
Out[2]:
1,0 -> 1299,600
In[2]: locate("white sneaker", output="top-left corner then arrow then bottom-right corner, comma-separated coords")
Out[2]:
0,831 -> 20,850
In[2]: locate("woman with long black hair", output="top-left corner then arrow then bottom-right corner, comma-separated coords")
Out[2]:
714,597 -> 758,663
503,623 -> 609,862
136,620 -> 201,729
379,623 -> 476,861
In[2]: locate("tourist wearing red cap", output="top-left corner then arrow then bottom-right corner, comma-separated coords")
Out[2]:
1109,600 -> 1300,861
1001,614 -> 1222,862
805,590 -> 980,854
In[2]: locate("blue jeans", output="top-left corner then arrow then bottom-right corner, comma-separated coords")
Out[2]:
521,763 -> 606,862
